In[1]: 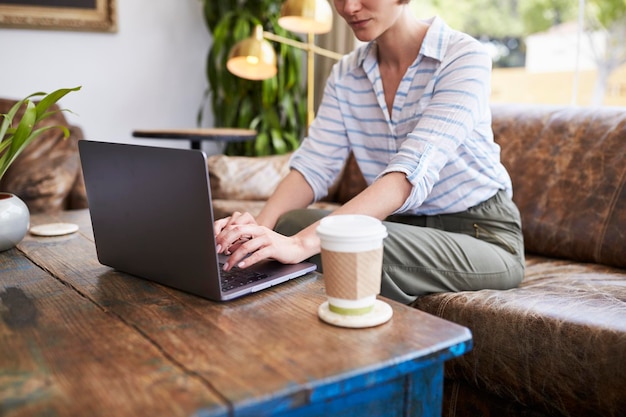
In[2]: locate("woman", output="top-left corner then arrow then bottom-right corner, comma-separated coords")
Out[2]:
214,0 -> 525,304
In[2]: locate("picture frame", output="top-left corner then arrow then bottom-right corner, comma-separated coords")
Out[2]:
0,0 -> 117,32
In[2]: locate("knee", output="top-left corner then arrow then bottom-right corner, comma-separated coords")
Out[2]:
274,209 -> 329,236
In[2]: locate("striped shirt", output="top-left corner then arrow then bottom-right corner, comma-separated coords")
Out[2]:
290,16 -> 512,215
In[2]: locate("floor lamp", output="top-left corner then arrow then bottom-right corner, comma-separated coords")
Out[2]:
226,0 -> 343,129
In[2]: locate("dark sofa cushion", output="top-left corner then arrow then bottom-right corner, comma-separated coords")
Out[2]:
414,256 -> 626,417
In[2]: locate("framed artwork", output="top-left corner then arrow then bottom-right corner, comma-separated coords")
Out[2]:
0,0 -> 116,32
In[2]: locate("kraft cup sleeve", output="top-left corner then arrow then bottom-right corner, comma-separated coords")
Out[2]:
321,247 -> 383,300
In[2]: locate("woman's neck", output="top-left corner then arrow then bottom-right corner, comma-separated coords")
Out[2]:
376,12 -> 428,71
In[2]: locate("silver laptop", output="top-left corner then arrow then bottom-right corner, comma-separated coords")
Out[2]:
78,140 -> 316,301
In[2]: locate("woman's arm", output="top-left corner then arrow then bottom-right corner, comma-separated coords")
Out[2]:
218,171 -> 412,271
333,171 -> 412,219
286,171 -> 413,259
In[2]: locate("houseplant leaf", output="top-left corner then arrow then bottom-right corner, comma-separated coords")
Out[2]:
0,86 -> 81,180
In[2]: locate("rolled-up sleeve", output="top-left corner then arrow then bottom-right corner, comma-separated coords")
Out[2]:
381,40 -> 493,213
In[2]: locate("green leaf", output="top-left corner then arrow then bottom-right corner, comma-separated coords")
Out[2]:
262,77 -> 278,107
35,86 -> 81,120
238,98 -> 254,127
270,128 -> 287,154
0,87 -> 80,180
254,132 -> 270,155
0,99 -> 27,141
285,132 -> 301,149
265,107 -> 281,129
0,133 -> 14,160
0,114 -> 12,143
233,16 -> 251,42
8,100 -> 37,157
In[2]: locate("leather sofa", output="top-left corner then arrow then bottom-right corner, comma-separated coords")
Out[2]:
0,98 -> 88,213
207,103 -> 626,417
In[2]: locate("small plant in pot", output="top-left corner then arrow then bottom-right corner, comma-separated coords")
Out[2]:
0,86 -> 81,251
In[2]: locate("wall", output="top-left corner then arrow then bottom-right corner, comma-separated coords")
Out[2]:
0,0 -> 221,154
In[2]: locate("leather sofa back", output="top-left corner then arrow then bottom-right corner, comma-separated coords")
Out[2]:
492,104 -> 626,269
335,104 -> 626,269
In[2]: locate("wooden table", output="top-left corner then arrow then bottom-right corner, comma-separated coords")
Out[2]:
132,128 -> 256,150
1,210 -> 472,417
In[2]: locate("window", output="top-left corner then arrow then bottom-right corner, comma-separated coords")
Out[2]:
411,0 -> 626,107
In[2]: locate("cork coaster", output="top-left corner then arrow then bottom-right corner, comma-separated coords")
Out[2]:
318,299 -> 393,328
30,223 -> 79,237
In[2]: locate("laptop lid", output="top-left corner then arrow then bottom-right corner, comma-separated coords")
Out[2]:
78,140 -> 316,301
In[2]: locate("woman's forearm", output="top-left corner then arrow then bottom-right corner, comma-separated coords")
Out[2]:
254,170 -> 412,264
290,171 -> 413,260
333,172 -> 412,219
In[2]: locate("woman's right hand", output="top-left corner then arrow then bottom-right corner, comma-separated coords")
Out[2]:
214,211 -> 259,255
214,211 -> 257,235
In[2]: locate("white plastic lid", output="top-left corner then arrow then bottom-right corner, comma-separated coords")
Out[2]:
316,215 -> 387,251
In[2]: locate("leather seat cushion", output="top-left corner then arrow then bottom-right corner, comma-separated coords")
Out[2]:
414,255 -> 626,417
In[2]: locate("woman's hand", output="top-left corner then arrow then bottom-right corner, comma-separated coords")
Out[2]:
215,220 -> 308,271
214,211 -> 257,235
214,211 -> 258,255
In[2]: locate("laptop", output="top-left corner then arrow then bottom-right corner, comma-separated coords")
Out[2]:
78,140 -> 316,301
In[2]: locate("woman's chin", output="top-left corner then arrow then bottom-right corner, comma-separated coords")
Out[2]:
353,31 -> 376,43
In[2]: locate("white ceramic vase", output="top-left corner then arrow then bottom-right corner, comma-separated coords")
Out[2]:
0,192 -> 30,252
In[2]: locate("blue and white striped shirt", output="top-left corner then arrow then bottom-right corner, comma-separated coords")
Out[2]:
290,16 -> 512,216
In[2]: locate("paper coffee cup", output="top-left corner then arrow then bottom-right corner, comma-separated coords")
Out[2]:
316,215 -> 387,315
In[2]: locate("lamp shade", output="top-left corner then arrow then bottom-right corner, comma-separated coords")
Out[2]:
226,26 -> 277,80
278,0 -> 333,34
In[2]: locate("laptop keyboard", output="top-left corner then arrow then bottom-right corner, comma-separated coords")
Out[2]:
219,264 -> 269,292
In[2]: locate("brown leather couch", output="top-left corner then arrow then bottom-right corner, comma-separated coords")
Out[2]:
208,104 -> 626,417
416,104 -> 626,417
0,98 -> 88,213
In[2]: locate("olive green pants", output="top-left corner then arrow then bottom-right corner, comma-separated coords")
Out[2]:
275,190 -> 525,304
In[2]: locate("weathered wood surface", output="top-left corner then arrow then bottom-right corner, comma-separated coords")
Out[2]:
1,214 -> 227,417
1,209 -> 472,417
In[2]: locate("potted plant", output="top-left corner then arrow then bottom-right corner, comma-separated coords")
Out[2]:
200,0 -> 307,156
0,86 -> 81,251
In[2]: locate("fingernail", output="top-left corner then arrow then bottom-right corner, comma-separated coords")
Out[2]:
222,262 -> 229,271
216,244 -> 222,253
237,261 -> 245,268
